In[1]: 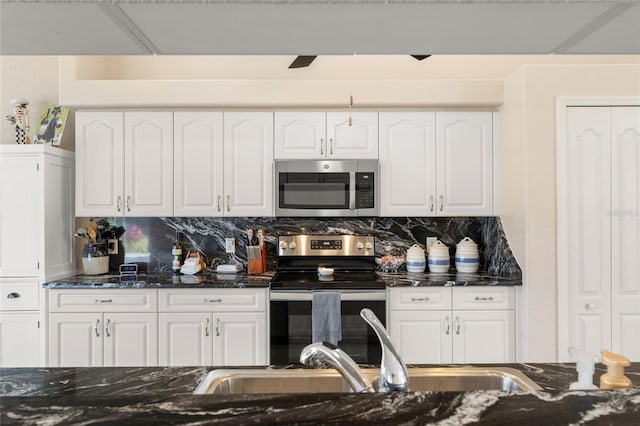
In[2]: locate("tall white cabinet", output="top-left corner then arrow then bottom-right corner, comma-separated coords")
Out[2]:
0,145 -> 75,367
561,106 -> 640,361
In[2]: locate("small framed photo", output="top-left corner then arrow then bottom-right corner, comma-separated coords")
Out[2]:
34,104 -> 69,146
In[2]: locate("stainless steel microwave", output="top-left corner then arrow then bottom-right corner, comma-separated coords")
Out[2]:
274,159 -> 378,217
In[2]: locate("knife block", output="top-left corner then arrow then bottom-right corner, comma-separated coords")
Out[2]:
247,245 -> 267,275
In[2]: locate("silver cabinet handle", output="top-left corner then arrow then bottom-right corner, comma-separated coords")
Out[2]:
474,296 -> 495,301
126,196 -> 132,212
203,298 -> 222,303
320,138 -> 324,155
429,196 -> 434,212
94,299 -> 113,303
226,195 -> 231,212
585,303 -> 596,310
105,318 -> 111,337
215,318 -> 220,337
95,319 -> 100,337
205,318 -> 210,337
439,195 -> 444,212
455,316 -> 461,335
329,138 -> 334,155
445,316 -> 451,335
116,195 -> 122,212
410,297 -> 430,302
216,195 -> 221,212
7,292 -> 20,299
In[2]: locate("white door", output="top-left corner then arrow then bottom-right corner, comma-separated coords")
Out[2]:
274,112 -> 326,159
452,310 -> 515,363
49,313 -> 103,367
174,112 -> 224,216
103,313 -> 158,367
0,312 -> 40,367
75,111 -> 124,217
436,112 -> 493,216
223,112 -> 274,217
326,112 -> 378,159
0,155 -> 39,277
159,313 -> 213,366
566,107 -> 612,356
124,111 -> 174,216
611,106 -> 640,360
379,112 -> 436,216
389,310 -> 452,364
213,312 -> 267,366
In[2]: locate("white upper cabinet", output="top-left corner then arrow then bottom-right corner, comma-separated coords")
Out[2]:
174,112 -> 224,216
275,112 -> 378,159
436,112 -> 494,216
76,111 -> 173,217
224,112 -> 274,216
379,112 -> 437,216
379,111 -> 494,216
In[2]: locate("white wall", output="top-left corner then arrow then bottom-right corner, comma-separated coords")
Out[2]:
501,63 -> 640,362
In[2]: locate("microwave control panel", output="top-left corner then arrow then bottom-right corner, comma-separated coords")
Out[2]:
356,172 -> 375,209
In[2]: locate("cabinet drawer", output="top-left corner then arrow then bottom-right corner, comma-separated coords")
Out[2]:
389,287 -> 452,310
159,289 -> 267,312
48,289 -> 157,312
452,287 -> 515,310
0,281 -> 39,311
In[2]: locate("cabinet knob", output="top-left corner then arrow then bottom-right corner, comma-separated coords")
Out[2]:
7,292 -> 20,299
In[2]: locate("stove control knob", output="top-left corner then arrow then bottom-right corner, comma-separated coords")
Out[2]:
279,241 -> 288,250
365,242 -> 373,250
288,241 -> 297,250
356,241 -> 364,250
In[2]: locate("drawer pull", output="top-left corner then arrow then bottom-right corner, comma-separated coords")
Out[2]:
7,292 -> 20,299
204,298 -> 222,303
410,297 -> 431,302
94,299 -> 113,303
474,296 -> 494,301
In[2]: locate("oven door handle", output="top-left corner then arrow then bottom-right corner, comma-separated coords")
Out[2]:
270,291 -> 386,302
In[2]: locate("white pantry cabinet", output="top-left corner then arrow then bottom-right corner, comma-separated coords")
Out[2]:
388,286 -> 515,363
0,145 -> 75,367
75,111 -> 174,217
48,289 -> 158,367
158,288 -> 268,366
275,112 -> 378,159
379,112 -> 494,216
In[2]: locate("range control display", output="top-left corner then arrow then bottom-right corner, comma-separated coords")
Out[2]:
310,240 -> 343,250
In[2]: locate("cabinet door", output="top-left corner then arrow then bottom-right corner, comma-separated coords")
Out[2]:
75,111 -> 124,216
611,106 -> 640,360
389,310 -> 452,364
452,310 -> 515,363
159,313 -> 213,366
49,313 -> 103,367
436,112 -> 493,216
124,111 -> 174,216
174,112 -> 224,216
0,312 -> 40,367
103,313 -> 158,367
213,312 -> 267,366
326,112 -> 378,159
223,112 -> 274,217
379,112 -> 436,216
0,155 -> 39,276
275,112 -> 326,159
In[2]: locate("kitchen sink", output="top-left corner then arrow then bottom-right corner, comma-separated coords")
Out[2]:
193,367 -> 542,395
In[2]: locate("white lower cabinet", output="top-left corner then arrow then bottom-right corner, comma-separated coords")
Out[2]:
158,289 -> 267,366
388,287 -> 515,363
0,312 -> 41,367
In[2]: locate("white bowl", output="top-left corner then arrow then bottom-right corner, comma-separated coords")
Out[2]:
317,267 -> 334,276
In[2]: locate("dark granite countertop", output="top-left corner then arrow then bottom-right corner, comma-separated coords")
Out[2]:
1,363 -> 638,424
378,271 -> 522,287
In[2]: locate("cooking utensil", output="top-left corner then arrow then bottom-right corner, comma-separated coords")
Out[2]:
87,227 -> 97,244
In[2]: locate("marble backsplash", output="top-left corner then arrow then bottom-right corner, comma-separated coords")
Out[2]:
83,216 -> 521,278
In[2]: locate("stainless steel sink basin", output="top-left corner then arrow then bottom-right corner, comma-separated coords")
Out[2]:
193,367 -> 542,394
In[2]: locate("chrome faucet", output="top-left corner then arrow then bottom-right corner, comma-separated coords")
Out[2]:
360,308 -> 409,392
300,342 -> 375,393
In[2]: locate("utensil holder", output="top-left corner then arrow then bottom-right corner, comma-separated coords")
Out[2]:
247,245 -> 266,274
82,242 -> 109,275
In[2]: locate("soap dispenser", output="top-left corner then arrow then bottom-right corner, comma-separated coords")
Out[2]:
599,350 -> 632,390
568,347 -> 598,390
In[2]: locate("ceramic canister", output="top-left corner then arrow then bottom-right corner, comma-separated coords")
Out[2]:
428,240 -> 450,273
406,244 -> 426,273
455,237 -> 480,273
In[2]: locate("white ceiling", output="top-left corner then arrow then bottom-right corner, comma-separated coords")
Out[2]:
1,0 -> 639,55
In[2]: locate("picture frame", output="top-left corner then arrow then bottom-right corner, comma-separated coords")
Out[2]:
34,104 -> 69,146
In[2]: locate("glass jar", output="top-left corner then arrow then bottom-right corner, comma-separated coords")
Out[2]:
82,242 -> 109,275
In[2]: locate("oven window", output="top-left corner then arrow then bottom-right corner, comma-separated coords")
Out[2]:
270,299 -> 384,365
279,172 -> 350,209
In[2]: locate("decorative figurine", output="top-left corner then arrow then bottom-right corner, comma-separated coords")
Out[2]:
5,98 -> 30,144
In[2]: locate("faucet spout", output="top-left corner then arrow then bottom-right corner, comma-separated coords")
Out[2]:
360,308 -> 409,392
300,342 -> 375,393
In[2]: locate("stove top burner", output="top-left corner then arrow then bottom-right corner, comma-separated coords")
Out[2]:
270,270 -> 385,290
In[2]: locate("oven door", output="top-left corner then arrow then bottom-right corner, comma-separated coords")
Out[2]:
269,291 -> 386,365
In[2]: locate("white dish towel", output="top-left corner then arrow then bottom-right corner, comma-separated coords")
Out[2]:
312,292 -> 342,345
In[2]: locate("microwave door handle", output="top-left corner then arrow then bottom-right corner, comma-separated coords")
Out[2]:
349,172 -> 356,210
